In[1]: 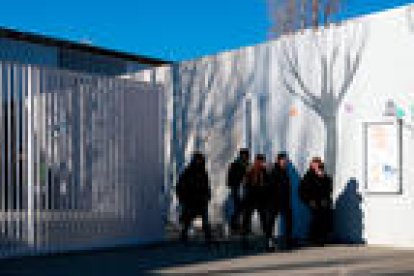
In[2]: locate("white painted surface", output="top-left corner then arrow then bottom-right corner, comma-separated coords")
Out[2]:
164,4 -> 414,247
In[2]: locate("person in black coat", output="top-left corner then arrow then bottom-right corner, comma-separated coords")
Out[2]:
242,154 -> 268,238
176,152 -> 212,242
299,157 -> 333,245
227,148 -> 250,232
267,152 -> 292,250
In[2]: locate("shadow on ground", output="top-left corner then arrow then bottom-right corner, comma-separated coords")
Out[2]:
1,238 -> 414,275
0,237 -> 279,276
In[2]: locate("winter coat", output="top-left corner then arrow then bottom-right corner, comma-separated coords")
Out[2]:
176,164 -> 211,209
299,170 -> 332,210
268,164 -> 291,210
227,159 -> 249,190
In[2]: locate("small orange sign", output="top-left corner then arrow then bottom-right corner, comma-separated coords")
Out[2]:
289,106 -> 299,117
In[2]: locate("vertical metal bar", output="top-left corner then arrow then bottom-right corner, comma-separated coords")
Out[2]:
0,62 -> 5,255
67,71 -> 73,238
45,69 -> 51,213
6,63 -> 12,252
31,67 -> 41,250
36,68 -> 46,249
21,65 -> 27,245
27,65 -> 35,246
79,75 -> 85,213
14,64 -> 21,243
0,62 -> 4,251
44,68 -> 54,249
57,71 -> 63,213
0,62 -> 3,251
52,72 -> 58,212
50,71 -> 56,213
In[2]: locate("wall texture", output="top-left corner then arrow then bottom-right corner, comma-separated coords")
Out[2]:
166,4 -> 414,247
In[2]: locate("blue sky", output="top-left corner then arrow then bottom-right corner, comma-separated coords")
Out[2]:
0,0 -> 412,61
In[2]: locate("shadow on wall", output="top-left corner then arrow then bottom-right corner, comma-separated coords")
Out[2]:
334,178 -> 365,244
169,51 -> 255,224
288,162 -> 311,241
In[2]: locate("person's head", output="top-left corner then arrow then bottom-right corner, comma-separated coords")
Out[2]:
254,154 -> 266,167
310,157 -> 323,173
276,152 -> 288,169
192,152 -> 206,168
239,148 -> 250,163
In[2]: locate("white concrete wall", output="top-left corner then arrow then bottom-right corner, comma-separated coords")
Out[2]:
166,4 -> 414,247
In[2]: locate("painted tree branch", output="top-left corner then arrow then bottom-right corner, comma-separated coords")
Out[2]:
282,43 -> 322,106
336,39 -> 366,107
281,75 -> 322,116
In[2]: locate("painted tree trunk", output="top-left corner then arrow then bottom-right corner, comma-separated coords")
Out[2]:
324,115 -> 338,178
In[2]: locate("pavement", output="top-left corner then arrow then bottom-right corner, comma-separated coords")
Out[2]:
1,239 -> 414,275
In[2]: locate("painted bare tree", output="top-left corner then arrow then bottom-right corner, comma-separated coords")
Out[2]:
268,0 -> 366,176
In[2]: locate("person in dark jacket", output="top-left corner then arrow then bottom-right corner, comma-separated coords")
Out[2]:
242,154 -> 268,238
299,157 -> 333,245
267,152 -> 292,250
227,148 -> 250,233
176,152 -> 212,242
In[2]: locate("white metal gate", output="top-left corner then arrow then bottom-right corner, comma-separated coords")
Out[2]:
0,62 -> 165,257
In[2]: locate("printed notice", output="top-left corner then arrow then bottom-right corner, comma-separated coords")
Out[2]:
366,122 -> 401,193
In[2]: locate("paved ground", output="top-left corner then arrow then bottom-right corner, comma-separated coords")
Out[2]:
1,240 -> 414,275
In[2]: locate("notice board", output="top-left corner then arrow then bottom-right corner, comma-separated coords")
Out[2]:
364,121 -> 402,194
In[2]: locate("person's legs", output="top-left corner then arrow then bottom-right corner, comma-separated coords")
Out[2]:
264,209 -> 277,242
281,205 -> 293,247
180,207 -> 192,242
262,208 -> 272,251
242,195 -> 254,236
319,207 -> 333,244
312,209 -> 325,245
309,209 -> 320,245
201,206 -> 212,241
230,187 -> 242,231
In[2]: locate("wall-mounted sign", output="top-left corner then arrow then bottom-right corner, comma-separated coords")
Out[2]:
364,121 -> 402,194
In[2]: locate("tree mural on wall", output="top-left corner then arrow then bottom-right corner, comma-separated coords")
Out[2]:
269,0 -> 366,176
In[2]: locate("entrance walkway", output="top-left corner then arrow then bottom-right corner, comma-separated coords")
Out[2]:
0,241 -> 414,275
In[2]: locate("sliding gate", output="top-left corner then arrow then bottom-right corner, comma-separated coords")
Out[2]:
0,62 -> 165,257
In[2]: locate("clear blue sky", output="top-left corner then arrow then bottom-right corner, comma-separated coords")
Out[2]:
0,0 -> 412,61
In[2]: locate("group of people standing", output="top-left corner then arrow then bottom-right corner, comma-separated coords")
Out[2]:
176,149 -> 333,251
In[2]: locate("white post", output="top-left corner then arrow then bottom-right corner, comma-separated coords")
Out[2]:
27,65 -> 34,246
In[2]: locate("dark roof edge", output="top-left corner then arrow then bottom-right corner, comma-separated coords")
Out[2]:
0,27 -> 172,66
